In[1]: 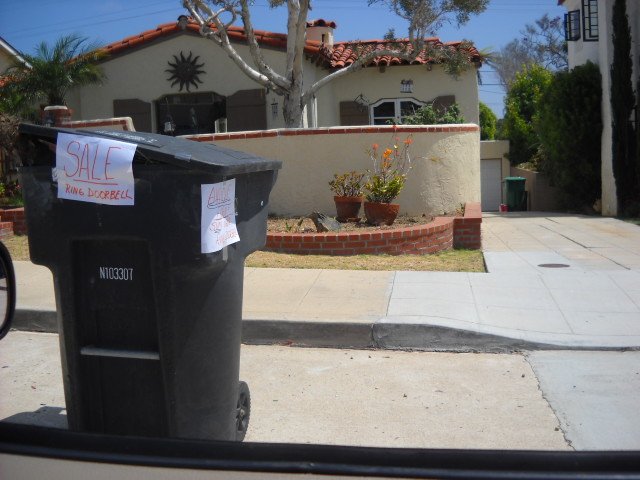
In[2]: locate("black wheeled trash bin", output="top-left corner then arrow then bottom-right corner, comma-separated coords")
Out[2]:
18,124 -> 281,441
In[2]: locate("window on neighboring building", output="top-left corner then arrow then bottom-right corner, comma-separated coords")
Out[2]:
582,0 -> 599,41
370,99 -> 423,125
564,10 -> 581,41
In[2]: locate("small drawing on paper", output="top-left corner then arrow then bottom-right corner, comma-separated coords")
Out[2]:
201,179 -> 240,253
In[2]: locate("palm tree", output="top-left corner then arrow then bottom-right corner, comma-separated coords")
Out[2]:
2,34 -> 105,106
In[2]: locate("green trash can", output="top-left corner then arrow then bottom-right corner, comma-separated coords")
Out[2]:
503,177 -> 527,211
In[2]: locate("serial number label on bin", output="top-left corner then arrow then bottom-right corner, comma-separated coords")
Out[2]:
99,267 -> 134,281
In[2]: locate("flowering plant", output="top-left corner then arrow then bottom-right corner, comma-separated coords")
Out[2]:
328,171 -> 365,197
0,180 -> 23,206
364,135 -> 412,203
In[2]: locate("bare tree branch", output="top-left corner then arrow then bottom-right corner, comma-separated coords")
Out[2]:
184,0 -> 288,92
237,0 -> 289,87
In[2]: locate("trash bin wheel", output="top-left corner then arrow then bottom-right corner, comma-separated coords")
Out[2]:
236,381 -> 250,441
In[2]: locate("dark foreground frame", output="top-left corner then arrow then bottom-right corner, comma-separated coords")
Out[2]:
1,423 -> 639,480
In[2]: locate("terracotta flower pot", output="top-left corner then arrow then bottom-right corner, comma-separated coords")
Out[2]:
364,201 -> 400,226
334,196 -> 363,222
41,105 -> 72,126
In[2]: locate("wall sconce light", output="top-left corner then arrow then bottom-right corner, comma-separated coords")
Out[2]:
400,79 -> 413,93
271,101 -> 278,119
354,94 -> 369,106
354,94 -> 370,112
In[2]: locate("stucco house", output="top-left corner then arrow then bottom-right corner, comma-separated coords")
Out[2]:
62,17 -> 481,136
559,0 -> 639,216
0,36 -> 28,80
0,37 -> 23,72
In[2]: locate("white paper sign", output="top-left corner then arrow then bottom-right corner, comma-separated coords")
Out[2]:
201,179 -> 240,253
56,133 -> 136,206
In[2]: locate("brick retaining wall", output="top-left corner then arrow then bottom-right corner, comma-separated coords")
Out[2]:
453,202 -> 482,249
0,221 -> 13,239
264,202 -> 481,256
1,207 -> 26,235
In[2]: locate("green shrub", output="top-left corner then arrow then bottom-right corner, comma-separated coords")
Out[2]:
479,101 -> 497,140
610,0 -> 638,214
401,102 -> 465,125
536,62 -> 602,209
502,64 -> 553,165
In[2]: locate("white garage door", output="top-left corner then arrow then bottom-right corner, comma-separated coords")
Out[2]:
481,159 -> 502,211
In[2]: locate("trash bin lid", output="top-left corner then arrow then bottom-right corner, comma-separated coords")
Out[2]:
19,124 -> 281,175
503,176 -> 526,181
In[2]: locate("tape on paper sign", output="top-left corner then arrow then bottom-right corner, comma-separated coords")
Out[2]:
201,179 -> 240,254
56,133 -> 136,206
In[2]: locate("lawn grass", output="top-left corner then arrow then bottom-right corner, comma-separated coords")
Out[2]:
246,249 -> 485,272
3,235 -> 30,261
2,234 -> 486,272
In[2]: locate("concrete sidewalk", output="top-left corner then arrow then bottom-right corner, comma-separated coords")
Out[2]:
0,331 -> 572,450
12,214 -> 640,351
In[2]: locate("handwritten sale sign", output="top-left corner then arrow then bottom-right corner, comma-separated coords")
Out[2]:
201,179 -> 240,253
56,133 -> 136,206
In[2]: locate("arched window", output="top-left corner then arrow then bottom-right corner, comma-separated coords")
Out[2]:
370,98 -> 424,125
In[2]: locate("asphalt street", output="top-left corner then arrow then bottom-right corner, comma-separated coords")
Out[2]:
2,331 -> 640,450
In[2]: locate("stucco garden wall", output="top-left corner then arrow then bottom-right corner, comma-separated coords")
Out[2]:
185,124 -> 480,217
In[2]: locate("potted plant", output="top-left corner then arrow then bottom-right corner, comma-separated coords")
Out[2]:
363,136 -> 412,226
329,171 -> 365,222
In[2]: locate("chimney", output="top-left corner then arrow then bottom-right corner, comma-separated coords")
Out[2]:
306,19 -> 336,48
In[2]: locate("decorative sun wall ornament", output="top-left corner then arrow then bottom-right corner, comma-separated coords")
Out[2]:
166,51 -> 205,92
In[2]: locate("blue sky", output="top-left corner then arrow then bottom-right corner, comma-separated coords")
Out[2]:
0,0 -> 566,117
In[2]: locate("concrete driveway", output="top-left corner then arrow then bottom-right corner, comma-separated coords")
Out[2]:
482,212 -> 640,272
378,212 -> 640,350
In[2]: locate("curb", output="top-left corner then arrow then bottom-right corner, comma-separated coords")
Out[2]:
13,308 -> 638,353
13,309 -> 58,333
242,320 -> 375,349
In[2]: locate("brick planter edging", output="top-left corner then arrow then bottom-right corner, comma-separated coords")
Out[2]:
264,202 -> 482,256
453,202 -> 482,250
0,207 -> 26,236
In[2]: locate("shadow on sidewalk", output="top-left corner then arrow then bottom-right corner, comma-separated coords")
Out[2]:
1,406 -> 67,430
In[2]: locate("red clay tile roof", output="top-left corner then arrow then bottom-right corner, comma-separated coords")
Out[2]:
99,18 -> 480,69
327,38 -> 481,68
100,20 -> 323,58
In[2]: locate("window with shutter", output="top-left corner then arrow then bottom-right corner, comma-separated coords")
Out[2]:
564,10 -> 581,41
582,0 -> 599,41
226,89 -> 267,132
113,99 -> 152,132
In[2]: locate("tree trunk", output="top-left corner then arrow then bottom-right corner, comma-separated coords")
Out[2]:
282,86 -> 304,128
